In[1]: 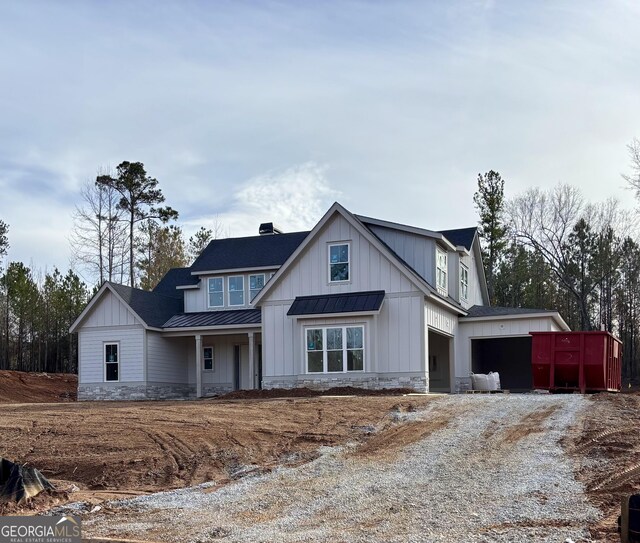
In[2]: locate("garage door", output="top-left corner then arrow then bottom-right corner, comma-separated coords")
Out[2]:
471,337 -> 532,391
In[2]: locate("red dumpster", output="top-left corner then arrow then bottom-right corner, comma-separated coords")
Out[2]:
530,331 -> 622,393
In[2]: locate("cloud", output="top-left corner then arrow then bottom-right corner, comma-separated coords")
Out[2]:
184,163 -> 339,238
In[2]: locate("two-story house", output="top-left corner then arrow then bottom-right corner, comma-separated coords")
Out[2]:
70,202 -> 568,400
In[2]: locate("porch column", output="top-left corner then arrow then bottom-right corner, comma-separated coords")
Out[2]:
195,334 -> 203,398
248,331 -> 255,390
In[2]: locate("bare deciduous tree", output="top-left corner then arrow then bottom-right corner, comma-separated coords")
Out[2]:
508,184 -> 625,330
69,177 -> 128,286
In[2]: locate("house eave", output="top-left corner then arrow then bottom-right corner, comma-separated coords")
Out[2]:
460,311 -> 570,331
191,266 -> 278,276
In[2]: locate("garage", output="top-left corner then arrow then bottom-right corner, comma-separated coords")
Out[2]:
471,336 -> 533,391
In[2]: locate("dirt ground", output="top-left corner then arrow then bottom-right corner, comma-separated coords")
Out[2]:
0,393 -> 434,513
571,392 -> 640,542
2,370 -> 640,541
0,370 -> 77,403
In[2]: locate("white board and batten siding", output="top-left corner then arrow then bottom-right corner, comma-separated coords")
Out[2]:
262,213 -> 426,378
455,315 -> 564,378
78,290 -> 145,384
365,225 -> 436,286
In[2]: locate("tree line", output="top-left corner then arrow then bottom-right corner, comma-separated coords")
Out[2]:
475,139 -> 640,383
1,161 -> 219,373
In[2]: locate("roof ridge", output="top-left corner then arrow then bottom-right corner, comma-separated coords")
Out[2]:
108,281 -> 184,302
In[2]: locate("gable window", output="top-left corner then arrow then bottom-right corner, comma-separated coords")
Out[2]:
203,346 -> 214,371
104,343 -> 119,382
436,248 -> 448,293
329,243 -> 350,282
228,276 -> 245,306
306,326 -> 364,373
208,278 -> 224,308
249,274 -> 265,301
460,264 -> 469,300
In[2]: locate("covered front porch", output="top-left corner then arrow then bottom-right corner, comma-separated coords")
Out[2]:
162,309 -> 262,398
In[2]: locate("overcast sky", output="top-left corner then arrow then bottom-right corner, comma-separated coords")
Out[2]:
1,0 -> 639,279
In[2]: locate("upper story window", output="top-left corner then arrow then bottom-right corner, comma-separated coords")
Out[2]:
208,278 -> 224,308
249,274 -> 265,301
329,243 -> 350,282
228,276 -> 245,306
460,264 -> 469,300
436,248 -> 448,293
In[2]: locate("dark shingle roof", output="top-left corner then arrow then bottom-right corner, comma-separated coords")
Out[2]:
163,309 -> 261,328
108,283 -> 183,328
190,232 -> 310,273
463,305 -> 556,318
153,268 -> 199,298
288,291 -> 385,316
438,227 -> 477,250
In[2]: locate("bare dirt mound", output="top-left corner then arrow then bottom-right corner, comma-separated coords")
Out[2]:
0,370 -> 77,403
570,392 -> 640,542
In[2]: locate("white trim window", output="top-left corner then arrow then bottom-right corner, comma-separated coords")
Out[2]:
436,248 -> 448,293
305,325 -> 364,373
104,342 -> 119,382
460,264 -> 469,301
208,277 -> 224,308
228,276 -> 245,306
328,242 -> 350,282
249,274 -> 265,302
203,346 -> 214,371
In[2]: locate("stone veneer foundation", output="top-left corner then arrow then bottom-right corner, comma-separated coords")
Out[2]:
78,383 -> 195,401
262,373 -> 428,393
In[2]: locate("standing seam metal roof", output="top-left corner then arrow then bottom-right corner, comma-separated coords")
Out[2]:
287,291 -> 385,316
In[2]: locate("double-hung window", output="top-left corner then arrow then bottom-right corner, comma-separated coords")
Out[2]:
104,343 -> 119,382
203,346 -> 214,371
436,248 -> 448,293
208,278 -> 224,308
460,264 -> 469,301
249,274 -> 265,301
329,243 -> 350,282
228,276 -> 244,306
306,326 -> 364,373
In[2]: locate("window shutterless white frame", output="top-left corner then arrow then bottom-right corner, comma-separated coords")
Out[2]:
436,247 -> 448,293
328,242 -> 350,283
203,346 -> 214,371
305,325 -> 364,373
460,264 -> 469,300
207,277 -> 224,308
228,275 -> 245,306
104,342 -> 120,382
249,273 -> 266,302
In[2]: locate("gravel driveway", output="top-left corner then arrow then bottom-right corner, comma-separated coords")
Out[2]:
75,395 -> 599,542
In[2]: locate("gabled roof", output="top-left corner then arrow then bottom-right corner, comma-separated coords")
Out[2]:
438,227 -> 477,251
163,309 -> 261,329
108,283 -> 183,328
190,232 -> 310,274
252,202 -> 467,315
153,268 -> 199,297
288,291 -> 385,317
70,281 -> 184,333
